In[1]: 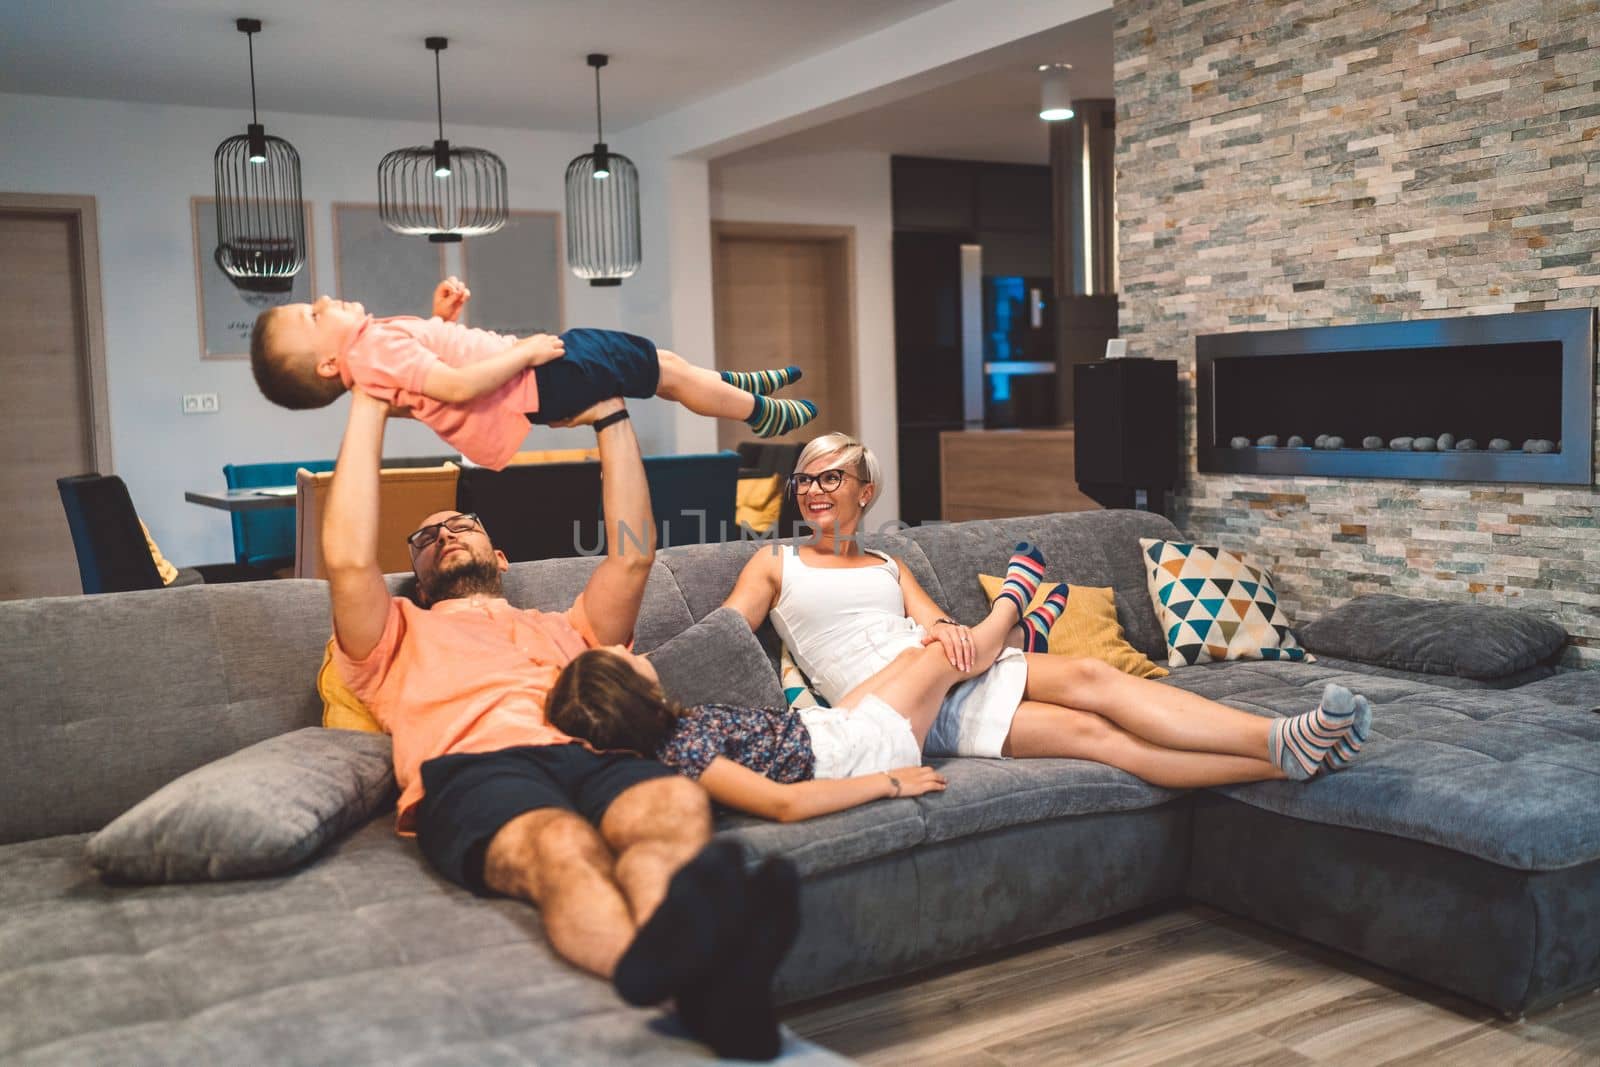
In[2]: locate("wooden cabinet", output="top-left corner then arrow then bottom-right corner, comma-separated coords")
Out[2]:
937,429 -> 1100,521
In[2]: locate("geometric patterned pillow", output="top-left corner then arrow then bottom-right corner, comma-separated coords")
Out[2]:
1139,537 -> 1314,667
780,644 -> 832,711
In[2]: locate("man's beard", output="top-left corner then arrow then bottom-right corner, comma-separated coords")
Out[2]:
418,555 -> 503,606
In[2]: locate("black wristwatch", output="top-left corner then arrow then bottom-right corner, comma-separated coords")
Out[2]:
592,408 -> 630,433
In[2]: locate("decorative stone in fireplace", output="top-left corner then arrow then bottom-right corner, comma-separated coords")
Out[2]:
1196,309 -> 1595,485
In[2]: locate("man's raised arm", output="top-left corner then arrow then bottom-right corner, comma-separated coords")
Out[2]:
570,398 -> 654,646
323,390 -> 394,660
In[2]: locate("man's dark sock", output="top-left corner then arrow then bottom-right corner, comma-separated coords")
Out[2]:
676,856 -> 801,1061
612,840 -> 746,1008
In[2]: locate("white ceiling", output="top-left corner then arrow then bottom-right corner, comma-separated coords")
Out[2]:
2,2 -> 1114,166
719,10 -> 1115,167
0,0 -> 953,133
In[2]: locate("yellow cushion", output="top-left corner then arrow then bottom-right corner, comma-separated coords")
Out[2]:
508,447 -> 600,465
736,474 -> 784,533
318,637 -> 382,732
978,574 -> 1168,679
139,519 -> 179,586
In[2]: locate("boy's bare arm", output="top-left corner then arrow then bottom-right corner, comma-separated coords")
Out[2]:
323,391 -> 393,661
418,333 -> 564,404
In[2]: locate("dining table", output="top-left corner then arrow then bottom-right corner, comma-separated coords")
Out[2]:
183,486 -> 297,512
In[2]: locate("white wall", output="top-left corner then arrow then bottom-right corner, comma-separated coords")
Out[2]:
708,146 -> 899,522
0,91 -> 678,566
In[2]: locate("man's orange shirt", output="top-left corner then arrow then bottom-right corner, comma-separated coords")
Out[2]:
335,593 -> 599,832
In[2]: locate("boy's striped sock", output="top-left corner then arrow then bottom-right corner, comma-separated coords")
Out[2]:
1270,683 -> 1360,780
721,365 -> 802,395
1322,694 -> 1372,771
995,543 -> 1047,620
1020,583 -> 1069,653
747,395 -> 818,438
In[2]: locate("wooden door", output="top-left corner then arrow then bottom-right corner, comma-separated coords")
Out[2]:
712,224 -> 856,453
0,199 -> 110,599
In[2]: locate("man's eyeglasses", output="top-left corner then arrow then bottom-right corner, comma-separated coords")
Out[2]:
406,513 -> 483,554
789,469 -> 860,494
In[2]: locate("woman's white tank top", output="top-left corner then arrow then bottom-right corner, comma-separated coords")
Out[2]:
770,545 -> 926,703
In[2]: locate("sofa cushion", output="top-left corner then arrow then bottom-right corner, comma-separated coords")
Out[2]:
912,757 -> 1182,846
648,607 -> 786,711
976,576 -> 1167,678
86,729 -> 395,883
2,824 -> 848,1065
0,581 -> 332,846
1298,593 -> 1568,680
1162,661 -> 1600,870
1141,538 -> 1312,667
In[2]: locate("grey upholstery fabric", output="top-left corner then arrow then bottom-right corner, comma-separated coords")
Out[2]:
0,581 -> 330,846
1298,593 -> 1568,679
649,607 -> 787,711
1308,654 -> 1558,690
86,729 -> 395,883
1163,661 -> 1600,869
1189,794 -> 1600,1016
913,757 -> 1180,845
0,823 -> 848,1066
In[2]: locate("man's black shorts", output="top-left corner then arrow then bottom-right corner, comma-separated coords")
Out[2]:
528,328 -> 661,424
415,742 -> 677,894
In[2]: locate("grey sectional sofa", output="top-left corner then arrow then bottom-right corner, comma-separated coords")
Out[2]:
4,509 -> 1598,1064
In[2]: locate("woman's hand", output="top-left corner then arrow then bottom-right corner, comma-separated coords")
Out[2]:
885,766 -> 946,798
923,619 -> 975,671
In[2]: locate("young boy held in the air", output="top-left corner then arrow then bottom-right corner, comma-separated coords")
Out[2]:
249,276 -> 815,469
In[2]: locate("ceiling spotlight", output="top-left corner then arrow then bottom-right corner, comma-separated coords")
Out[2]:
1039,63 -> 1075,121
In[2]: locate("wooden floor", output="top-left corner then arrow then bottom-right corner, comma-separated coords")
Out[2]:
783,906 -> 1600,1066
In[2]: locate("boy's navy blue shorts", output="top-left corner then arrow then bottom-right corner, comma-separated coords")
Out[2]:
415,742 -> 677,894
528,328 -> 661,424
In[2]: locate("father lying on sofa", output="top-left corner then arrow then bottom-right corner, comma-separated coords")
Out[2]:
322,387 -> 797,1061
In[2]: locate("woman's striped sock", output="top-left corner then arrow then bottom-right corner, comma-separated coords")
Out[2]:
995,543 -> 1047,619
747,395 -> 818,437
1322,694 -> 1372,771
1020,583 -> 1069,653
721,365 -> 803,395
1270,683 -> 1360,780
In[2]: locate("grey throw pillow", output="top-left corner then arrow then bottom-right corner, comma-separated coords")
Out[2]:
648,607 -> 787,709
1298,593 -> 1567,680
87,728 -> 395,883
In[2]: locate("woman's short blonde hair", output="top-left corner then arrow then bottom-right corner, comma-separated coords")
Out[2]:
794,433 -> 883,513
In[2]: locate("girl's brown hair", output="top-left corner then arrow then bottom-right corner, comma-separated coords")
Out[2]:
547,649 -> 683,757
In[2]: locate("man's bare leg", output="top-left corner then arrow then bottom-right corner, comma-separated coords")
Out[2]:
482,808 -> 637,979
599,776 -> 713,924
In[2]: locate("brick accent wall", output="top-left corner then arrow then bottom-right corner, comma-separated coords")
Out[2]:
1114,0 -> 1600,667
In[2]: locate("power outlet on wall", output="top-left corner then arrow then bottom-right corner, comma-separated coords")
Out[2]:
181,392 -> 220,414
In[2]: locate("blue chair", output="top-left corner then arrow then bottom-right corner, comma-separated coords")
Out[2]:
57,474 -> 267,594
223,460 -> 335,569
643,451 -> 740,548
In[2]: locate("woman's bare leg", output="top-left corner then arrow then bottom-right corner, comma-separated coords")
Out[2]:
1002,701 -> 1285,786
832,602 -> 1023,745
1022,655 -> 1272,760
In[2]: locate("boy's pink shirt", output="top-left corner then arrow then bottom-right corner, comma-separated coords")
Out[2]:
338,315 -> 540,469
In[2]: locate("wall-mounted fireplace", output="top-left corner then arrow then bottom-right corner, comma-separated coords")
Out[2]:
1196,309 -> 1595,485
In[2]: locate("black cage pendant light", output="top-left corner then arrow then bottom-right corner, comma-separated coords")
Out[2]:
213,17 -> 305,293
565,54 -> 640,286
379,37 -> 508,242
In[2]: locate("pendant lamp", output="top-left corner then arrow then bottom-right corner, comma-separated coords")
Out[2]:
213,17 -> 305,293
565,54 -> 640,286
1039,63 -> 1076,121
378,37 -> 508,242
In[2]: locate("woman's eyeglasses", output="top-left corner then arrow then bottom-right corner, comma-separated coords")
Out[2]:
789,469 -> 860,493
406,513 -> 483,553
